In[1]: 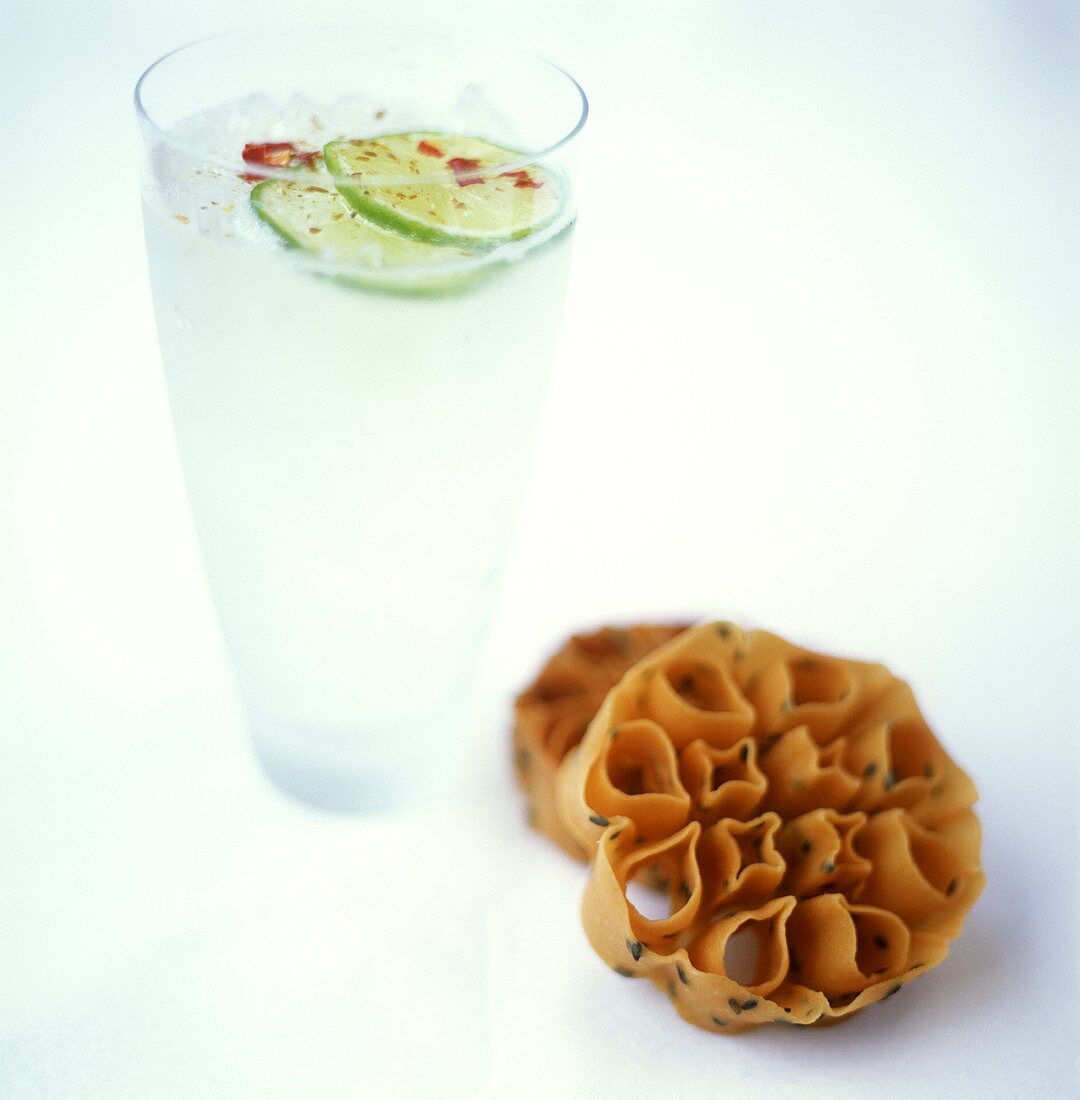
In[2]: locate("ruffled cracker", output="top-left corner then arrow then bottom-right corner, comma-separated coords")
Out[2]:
556,621 -> 983,1031
513,623 -> 689,858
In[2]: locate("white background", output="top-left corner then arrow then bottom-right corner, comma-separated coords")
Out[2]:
3,1 -> 1078,1097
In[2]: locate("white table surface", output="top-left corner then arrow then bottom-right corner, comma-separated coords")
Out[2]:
3,1 -> 1078,1097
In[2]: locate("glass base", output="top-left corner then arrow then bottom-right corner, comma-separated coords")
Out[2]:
250,719 -> 449,813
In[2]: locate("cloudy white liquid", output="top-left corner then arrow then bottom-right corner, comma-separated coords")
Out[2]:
142,100 -> 574,808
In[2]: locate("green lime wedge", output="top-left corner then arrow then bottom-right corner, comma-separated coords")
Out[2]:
323,133 -> 562,249
250,179 -> 485,295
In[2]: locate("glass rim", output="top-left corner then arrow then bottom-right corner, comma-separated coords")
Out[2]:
134,24 -> 589,185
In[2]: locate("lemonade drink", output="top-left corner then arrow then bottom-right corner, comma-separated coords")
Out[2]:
136,31 -> 586,809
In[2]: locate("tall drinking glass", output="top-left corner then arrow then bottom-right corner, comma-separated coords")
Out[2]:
136,27 -> 587,810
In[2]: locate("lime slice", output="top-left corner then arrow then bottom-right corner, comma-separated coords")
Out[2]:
323,133 -> 562,248
251,179 -> 485,295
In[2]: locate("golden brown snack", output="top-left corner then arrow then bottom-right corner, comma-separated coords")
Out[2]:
513,623 -> 689,858
556,622 -> 983,1032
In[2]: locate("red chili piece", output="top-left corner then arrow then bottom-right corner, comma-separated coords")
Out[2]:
240,142 -> 320,182
243,142 -> 297,168
499,168 -> 544,189
417,140 -> 443,157
448,156 -> 484,186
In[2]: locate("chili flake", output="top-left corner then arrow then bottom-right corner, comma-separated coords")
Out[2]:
448,156 -> 484,186
497,168 -> 543,188
240,142 -> 320,182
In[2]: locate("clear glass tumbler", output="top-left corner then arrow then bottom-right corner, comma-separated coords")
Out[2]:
136,27 -> 587,811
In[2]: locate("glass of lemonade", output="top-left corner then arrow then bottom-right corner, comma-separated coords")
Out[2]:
136,27 -> 587,811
